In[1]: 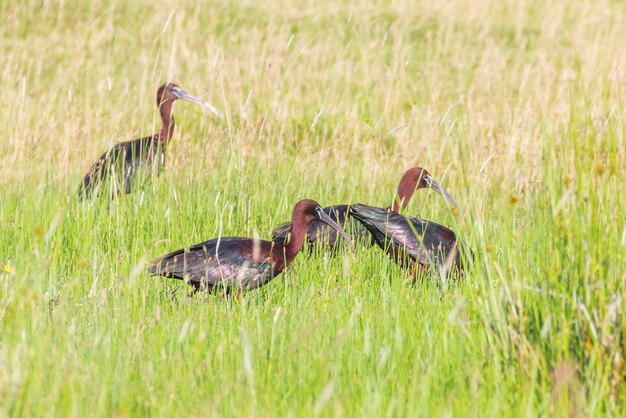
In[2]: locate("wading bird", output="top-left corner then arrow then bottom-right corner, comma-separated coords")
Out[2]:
271,167 -> 457,248
78,83 -> 221,198
148,199 -> 354,295
350,203 -> 470,274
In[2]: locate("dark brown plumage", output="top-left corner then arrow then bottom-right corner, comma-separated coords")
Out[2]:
148,199 -> 354,295
271,167 -> 457,248
350,203 -> 471,273
78,83 -> 221,198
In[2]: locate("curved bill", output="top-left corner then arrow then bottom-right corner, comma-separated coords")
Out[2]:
425,175 -> 459,207
315,206 -> 355,252
172,86 -> 222,120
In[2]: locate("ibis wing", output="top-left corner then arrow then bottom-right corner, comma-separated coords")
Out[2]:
149,238 -> 275,290
353,210 -> 433,266
351,203 -> 460,268
271,222 -> 292,245
79,142 -> 127,197
79,137 -> 163,197
384,215 -> 458,267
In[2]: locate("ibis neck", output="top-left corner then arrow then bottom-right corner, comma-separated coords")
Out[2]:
391,173 -> 419,212
391,186 -> 415,212
159,100 -> 175,144
283,217 -> 309,264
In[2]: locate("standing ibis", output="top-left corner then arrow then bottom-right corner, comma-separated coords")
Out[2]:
148,199 -> 354,295
78,83 -> 221,198
271,167 -> 457,248
350,203 -> 471,273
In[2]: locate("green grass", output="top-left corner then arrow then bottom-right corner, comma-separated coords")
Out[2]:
1,0 -> 625,416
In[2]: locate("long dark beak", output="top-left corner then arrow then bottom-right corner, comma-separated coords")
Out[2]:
315,206 -> 355,252
172,87 -> 222,120
425,175 -> 459,207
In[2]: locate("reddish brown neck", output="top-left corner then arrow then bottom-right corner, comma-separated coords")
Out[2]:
158,100 -> 175,144
390,171 -> 419,212
282,215 -> 310,265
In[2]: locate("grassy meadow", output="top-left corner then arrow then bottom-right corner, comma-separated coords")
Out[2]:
1,0 -> 625,415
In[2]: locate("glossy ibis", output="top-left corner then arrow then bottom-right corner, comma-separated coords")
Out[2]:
271,167 -> 457,248
148,199 -> 354,295
350,203 -> 471,274
78,83 -> 221,198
